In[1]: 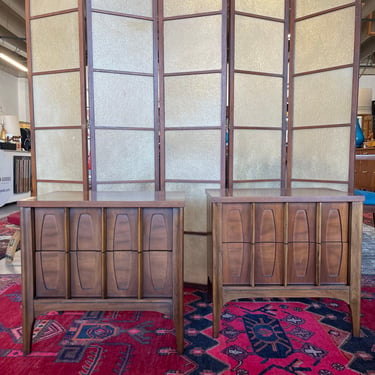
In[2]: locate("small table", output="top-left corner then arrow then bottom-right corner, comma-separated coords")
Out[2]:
19,190 -> 185,354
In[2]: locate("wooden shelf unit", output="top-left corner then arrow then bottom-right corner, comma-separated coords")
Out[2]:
206,188 -> 363,338
355,147 -> 375,191
19,190 -> 185,354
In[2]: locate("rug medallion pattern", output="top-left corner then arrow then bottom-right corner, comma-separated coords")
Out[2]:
0,275 -> 373,374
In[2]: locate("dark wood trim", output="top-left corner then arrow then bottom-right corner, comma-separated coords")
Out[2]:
164,70 -> 222,77
31,67 -> 81,76
153,0 -> 160,191
93,126 -> 155,131
92,69 -> 154,77
234,10 -> 285,23
163,10 -> 223,21
294,2 -> 357,22
78,0 -> 88,197
349,1 -> 362,194
86,0 -> 97,192
29,8 -> 79,20
25,0 -> 36,196
164,126 -> 222,131
220,0 -> 227,192
96,180 -> 156,185
232,126 -> 283,131
281,0 -> 290,192
227,0 -> 235,189
293,63 -> 355,78
165,179 -> 222,184
91,8 -> 154,21
234,69 -> 283,78
286,0 -> 296,190
158,0 -> 166,191
291,123 -> 352,130
184,231 -> 208,236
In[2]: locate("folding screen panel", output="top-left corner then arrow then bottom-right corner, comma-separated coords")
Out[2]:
160,0 -> 227,284
288,0 -> 359,191
27,0 -> 87,195
228,0 -> 289,189
87,0 -> 158,192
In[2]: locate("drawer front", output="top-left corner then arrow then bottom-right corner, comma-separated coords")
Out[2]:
222,203 -> 251,243
320,203 -> 349,284
254,204 -> 284,284
222,242 -> 250,285
70,208 -> 102,297
142,208 -> 173,297
34,208 -> 66,297
106,208 -> 138,297
287,203 -> 316,284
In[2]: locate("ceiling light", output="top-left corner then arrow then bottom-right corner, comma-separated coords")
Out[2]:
0,53 -> 28,72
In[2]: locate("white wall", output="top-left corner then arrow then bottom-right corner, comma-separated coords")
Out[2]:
18,77 -> 29,122
0,70 -> 29,122
359,74 -> 375,101
0,70 -> 18,115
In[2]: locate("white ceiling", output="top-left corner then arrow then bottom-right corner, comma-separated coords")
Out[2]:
1,1 -> 375,77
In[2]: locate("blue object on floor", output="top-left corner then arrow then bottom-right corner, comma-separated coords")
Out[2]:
354,189 -> 375,226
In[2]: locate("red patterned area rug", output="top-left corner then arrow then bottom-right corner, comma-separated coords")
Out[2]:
0,217 -> 18,260
363,212 -> 375,227
0,275 -> 374,374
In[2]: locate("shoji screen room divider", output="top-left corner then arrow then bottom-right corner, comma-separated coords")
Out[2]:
27,0 -> 360,284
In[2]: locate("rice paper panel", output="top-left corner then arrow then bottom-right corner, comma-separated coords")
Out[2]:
164,74 -> 222,127
97,183 -> 156,192
164,15 -> 222,73
184,234 -> 208,284
234,74 -> 283,127
163,0 -> 222,17
35,129 -> 83,181
233,129 -> 282,181
233,181 -> 282,189
93,73 -> 154,128
235,0 -> 285,18
95,129 -> 155,181
30,0 -> 77,16
91,13 -> 153,73
33,72 -> 81,127
294,7 -> 355,74
291,181 -> 348,192
293,68 -> 353,127
291,127 -> 350,182
91,0 -> 152,17
31,13 -> 80,72
166,182 -> 219,232
165,130 -> 221,180
235,15 -> 284,74
296,0 -> 354,18
37,182 -> 83,195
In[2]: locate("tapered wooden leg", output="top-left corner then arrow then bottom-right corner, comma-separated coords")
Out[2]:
350,298 -> 361,337
22,307 -> 34,355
